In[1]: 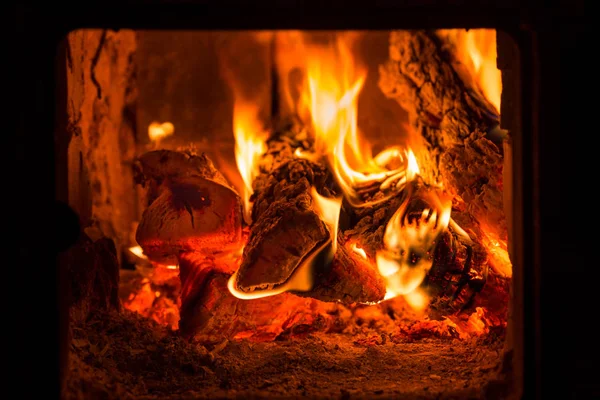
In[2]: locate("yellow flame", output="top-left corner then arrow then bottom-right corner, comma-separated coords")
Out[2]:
377,184 -> 452,297
129,245 -> 146,259
310,187 -> 342,253
233,101 -> 268,223
148,121 -> 174,143
350,243 -> 367,259
438,29 -> 502,113
403,288 -> 429,312
297,34 -> 415,207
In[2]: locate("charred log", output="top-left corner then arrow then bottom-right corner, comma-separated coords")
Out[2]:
178,252 -> 342,342
235,120 -> 386,303
378,30 -> 506,242
343,178 -> 496,312
134,149 -> 243,264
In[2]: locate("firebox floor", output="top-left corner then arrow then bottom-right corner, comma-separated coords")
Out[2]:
66,310 -> 507,400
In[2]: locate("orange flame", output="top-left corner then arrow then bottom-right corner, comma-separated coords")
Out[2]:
294,34 -> 415,207
233,101 -> 268,223
148,121 -> 174,143
438,29 -> 502,113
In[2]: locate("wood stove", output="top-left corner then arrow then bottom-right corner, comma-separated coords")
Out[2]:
14,1 -> 587,399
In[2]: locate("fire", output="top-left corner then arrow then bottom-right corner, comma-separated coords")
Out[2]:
129,245 -> 146,259
233,101 -> 268,223
289,32 -> 453,305
148,121 -> 174,143
350,243 -> 367,259
376,185 -> 452,296
128,246 -> 178,270
310,187 -> 343,254
295,34 -> 416,207
437,29 -> 502,113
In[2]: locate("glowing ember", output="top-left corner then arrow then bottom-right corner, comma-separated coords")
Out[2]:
233,101 -> 268,223
437,29 -> 502,113
148,121 -> 174,143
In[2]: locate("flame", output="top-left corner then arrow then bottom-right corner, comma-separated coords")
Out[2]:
309,187 -> 342,253
294,33 -> 415,207
376,184 -> 452,297
403,288 -> 429,312
233,101 -> 268,223
350,243 -> 367,259
128,246 -> 178,270
438,29 -> 502,113
129,245 -> 146,259
148,121 -> 174,143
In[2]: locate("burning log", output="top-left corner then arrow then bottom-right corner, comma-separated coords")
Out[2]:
134,148 -> 247,337
178,252 -> 340,342
343,177 -> 496,312
233,121 -> 386,303
132,147 -> 358,339
134,149 -> 243,264
378,30 -> 507,242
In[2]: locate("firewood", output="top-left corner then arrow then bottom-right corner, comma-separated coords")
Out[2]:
62,231 -> 120,323
378,30 -> 506,242
135,149 -> 243,264
342,177 -> 496,311
297,239 -> 386,304
234,120 -> 386,303
177,252 -> 339,342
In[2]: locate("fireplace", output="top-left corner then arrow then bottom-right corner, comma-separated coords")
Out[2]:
14,2 -> 584,399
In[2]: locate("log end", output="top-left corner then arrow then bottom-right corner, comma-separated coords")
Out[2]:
235,209 -> 329,292
136,178 -> 243,264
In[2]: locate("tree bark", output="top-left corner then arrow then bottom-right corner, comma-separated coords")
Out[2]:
378,30 -> 507,242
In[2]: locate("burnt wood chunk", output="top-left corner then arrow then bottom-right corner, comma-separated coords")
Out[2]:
135,149 -> 243,264
178,252 -> 337,342
300,241 -> 386,304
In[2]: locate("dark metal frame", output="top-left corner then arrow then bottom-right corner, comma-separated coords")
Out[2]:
14,1 -> 580,398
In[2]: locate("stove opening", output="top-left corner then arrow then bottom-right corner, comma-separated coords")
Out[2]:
59,29 -> 517,399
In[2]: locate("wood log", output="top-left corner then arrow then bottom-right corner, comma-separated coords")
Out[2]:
62,230 -> 121,323
177,252 -> 343,342
234,120 -> 386,303
134,149 -> 243,264
378,30 -> 507,242
343,177 -> 499,312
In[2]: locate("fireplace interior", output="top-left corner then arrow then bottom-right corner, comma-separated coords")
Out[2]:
54,28 -> 522,399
